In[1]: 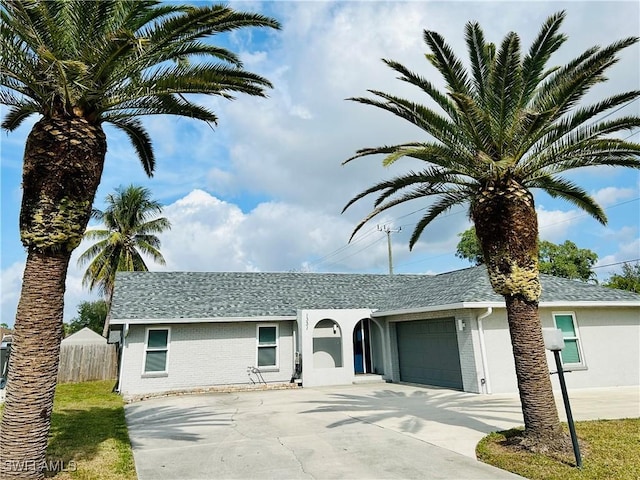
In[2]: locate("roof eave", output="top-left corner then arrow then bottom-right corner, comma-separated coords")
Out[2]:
538,300 -> 640,308
109,315 -> 297,325
373,300 -> 640,317
372,302 -> 502,317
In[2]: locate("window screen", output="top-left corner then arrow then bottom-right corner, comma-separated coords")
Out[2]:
553,314 -> 582,365
257,325 -> 277,368
145,328 -> 169,373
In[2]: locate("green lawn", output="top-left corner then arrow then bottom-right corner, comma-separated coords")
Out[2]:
0,381 -> 135,479
477,418 -> 640,480
44,380 -> 136,479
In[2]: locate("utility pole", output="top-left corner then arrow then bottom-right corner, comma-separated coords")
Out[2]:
378,225 -> 401,275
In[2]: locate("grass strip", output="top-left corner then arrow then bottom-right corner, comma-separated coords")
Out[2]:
477,418 -> 640,480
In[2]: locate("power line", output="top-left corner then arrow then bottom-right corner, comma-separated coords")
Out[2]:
305,225 -> 378,268
592,259 -> 640,270
319,236 -> 386,270
394,197 -> 640,270
538,197 -> 640,231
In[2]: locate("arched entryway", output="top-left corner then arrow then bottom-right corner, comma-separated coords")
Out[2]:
313,319 -> 343,368
353,318 -> 385,375
353,319 -> 372,374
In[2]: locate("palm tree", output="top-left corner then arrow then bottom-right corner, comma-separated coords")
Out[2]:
78,185 -> 171,335
0,1 -> 279,477
343,11 -> 639,451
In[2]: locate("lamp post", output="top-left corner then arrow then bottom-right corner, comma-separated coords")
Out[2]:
542,328 -> 582,468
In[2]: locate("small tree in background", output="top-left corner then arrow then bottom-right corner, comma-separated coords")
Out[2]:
456,227 -> 598,282
455,228 -> 485,265
604,262 -> 640,293
539,240 -> 598,282
66,300 -> 108,336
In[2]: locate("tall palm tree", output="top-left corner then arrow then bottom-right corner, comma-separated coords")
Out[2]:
0,1 -> 279,477
343,11 -> 639,451
78,184 -> 171,335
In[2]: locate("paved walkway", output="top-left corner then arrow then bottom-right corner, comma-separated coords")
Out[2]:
125,383 -> 639,480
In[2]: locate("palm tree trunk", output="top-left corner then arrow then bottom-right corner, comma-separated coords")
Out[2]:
505,294 -> 563,446
472,178 -> 564,450
0,116 -> 106,479
102,289 -> 115,338
0,251 -> 69,479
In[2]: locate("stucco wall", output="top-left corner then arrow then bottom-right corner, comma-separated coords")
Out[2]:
481,306 -> 640,393
119,321 -> 295,396
298,309 -> 377,387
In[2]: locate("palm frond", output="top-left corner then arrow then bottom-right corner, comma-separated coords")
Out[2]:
104,94 -> 218,124
0,103 -> 39,131
487,32 -> 523,150
531,37 -> 639,125
526,175 -> 606,224
133,239 -> 167,265
349,91 -> 461,148
342,143 -> 423,165
522,93 -> 640,161
136,217 -> 172,235
409,190 -> 470,249
77,238 -> 110,266
448,92 -> 495,158
108,118 -> 155,176
520,11 -> 567,104
423,29 -> 472,96
465,21 -> 491,103
382,59 -> 458,119
525,117 -> 640,175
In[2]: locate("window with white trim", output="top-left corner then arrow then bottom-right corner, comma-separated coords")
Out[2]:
552,312 -> 584,366
144,328 -> 170,374
257,324 -> 278,369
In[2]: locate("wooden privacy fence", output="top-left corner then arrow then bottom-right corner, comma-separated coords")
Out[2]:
58,343 -> 117,383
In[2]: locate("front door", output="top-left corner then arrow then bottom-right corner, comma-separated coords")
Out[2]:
353,319 -> 372,374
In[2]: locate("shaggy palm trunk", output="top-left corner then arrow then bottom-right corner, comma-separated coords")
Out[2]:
504,294 -> 563,443
472,178 -> 564,449
0,116 -> 106,479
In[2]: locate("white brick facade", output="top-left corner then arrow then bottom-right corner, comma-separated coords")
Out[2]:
119,321 -> 295,396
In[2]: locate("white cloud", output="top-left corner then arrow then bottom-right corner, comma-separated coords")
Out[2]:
537,206 -> 582,242
158,189 -> 388,273
592,186 -> 637,207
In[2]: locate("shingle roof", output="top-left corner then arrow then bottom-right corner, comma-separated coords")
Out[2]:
110,266 -> 640,321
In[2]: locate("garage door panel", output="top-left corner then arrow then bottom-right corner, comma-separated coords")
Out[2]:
397,318 -> 463,390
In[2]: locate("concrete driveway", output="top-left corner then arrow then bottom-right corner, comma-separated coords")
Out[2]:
125,383 -> 639,480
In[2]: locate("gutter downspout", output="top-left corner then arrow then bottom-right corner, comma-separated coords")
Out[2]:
477,308 -> 492,394
116,323 -> 130,393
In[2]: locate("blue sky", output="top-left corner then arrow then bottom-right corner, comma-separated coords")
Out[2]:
1,1 -> 639,326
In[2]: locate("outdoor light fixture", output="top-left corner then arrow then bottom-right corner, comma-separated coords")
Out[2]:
542,328 -> 582,468
457,319 -> 465,331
